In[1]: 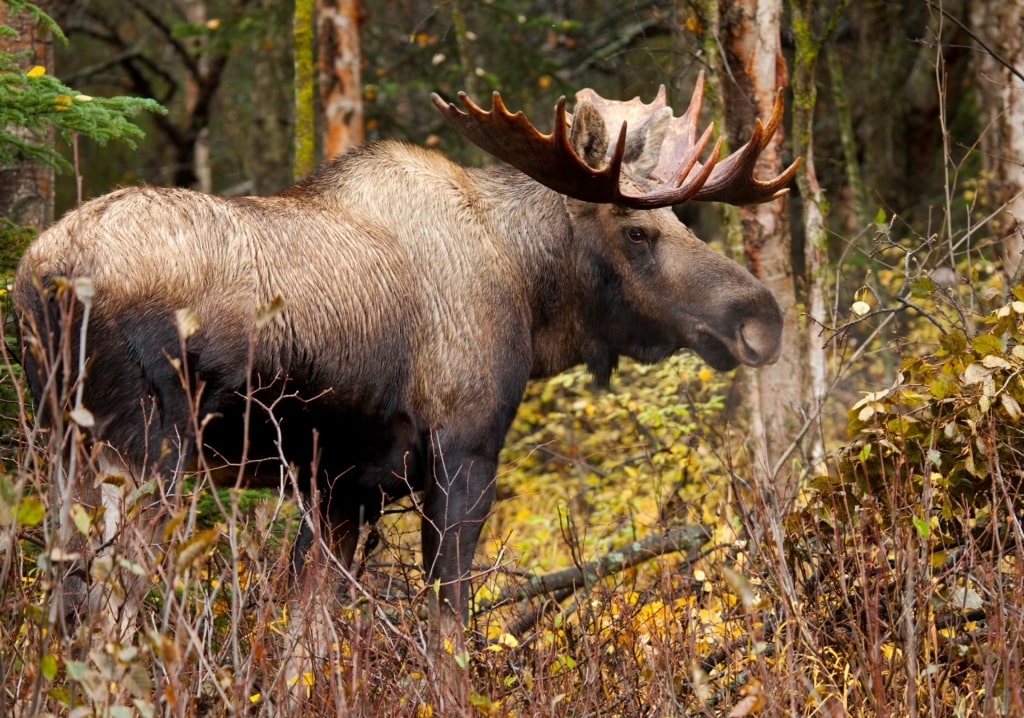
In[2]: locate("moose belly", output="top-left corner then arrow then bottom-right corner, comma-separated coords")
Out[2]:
199,390 -> 426,504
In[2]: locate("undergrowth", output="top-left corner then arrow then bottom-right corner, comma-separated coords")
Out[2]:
3,272 -> 1022,716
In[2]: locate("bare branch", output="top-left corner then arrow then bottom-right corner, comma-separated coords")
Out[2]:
476,523 -> 708,616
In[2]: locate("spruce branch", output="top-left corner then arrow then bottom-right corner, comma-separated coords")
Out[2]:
0,2 -> 165,173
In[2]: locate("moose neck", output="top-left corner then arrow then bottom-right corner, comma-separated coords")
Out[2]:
471,166 -> 614,383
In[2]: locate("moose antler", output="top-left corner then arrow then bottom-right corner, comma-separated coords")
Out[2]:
432,72 -> 800,208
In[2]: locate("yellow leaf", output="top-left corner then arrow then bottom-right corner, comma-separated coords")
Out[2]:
880,642 -> 901,661
173,527 -> 220,574
27,65 -> 46,77
496,632 -> 519,649
69,503 -> 92,535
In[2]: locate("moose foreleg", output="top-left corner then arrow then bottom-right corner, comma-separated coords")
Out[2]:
420,441 -> 498,629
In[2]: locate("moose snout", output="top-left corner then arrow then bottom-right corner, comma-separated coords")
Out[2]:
736,297 -> 784,367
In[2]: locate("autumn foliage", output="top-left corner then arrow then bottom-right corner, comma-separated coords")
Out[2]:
1,265 -> 1021,716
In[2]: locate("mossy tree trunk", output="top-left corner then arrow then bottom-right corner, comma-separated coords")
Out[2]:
293,0 -> 316,179
788,0 -> 849,480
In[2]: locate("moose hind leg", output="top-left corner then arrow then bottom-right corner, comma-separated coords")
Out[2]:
281,491 -> 377,712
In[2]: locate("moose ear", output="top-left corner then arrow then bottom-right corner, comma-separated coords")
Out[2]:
624,106 -> 672,177
570,101 -> 610,169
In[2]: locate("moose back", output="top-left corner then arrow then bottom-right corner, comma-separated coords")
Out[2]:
14,73 -> 796,622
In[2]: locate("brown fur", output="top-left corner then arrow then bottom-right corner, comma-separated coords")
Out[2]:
14,132 -> 783,623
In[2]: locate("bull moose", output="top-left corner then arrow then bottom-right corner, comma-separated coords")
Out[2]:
14,73 -> 796,630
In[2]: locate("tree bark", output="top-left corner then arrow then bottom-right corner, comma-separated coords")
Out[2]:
718,0 -> 802,502
0,1 -> 55,232
317,0 -> 363,160
789,0 -> 849,481
294,0 -> 316,179
968,0 -> 1024,283
181,0 -> 211,193
247,0 -> 295,195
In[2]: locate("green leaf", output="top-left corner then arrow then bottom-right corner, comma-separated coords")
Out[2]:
929,378 -> 949,400
912,516 -> 930,538
40,653 -> 58,680
47,686 -> 70,706
971,333 -> 1003,357
910,276 -> 936,298
16,495 -> 44,527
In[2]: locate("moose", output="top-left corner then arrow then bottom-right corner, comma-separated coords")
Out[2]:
14,73 -> 796,633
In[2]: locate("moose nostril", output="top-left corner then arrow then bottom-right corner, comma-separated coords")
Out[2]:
739,318 -> 783,366
740,333 -> 762,365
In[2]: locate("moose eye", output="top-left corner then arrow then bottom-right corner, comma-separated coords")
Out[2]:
625,227 -> 648,244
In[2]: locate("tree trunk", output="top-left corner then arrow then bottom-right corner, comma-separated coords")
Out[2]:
719,0 -> 803,503
294,0 -> 316,179
182,0 -> 211,193
317,0 -> 363,160
247,0 -> 295,195
969,0 -> 1024,284
789,0 -> 849,482
0,2 -> 55,232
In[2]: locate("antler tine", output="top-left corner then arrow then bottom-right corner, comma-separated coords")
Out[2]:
689,88 -> 802,205
431,90 -> 629,204
433,76 -> 798,209
616,129 -> 721,208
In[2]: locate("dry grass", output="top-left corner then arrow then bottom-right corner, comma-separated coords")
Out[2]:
2,298 -> 1021,717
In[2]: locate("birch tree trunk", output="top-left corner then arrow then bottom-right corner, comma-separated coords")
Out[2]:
0,1 -> 54,232
718,0 -> 803,503
317,0 -> 363,160
968,0 -> 1024,284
